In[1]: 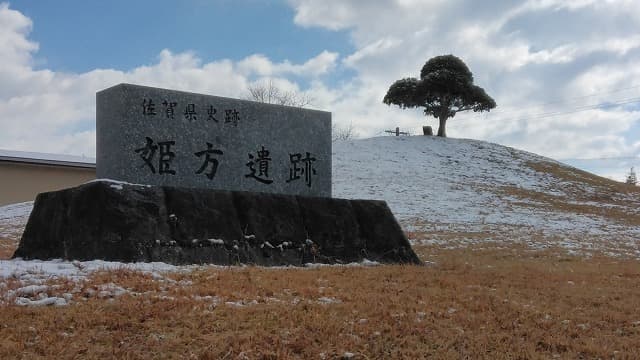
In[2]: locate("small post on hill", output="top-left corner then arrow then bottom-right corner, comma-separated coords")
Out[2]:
384,127 -> 410,136
626,167 -> 637,186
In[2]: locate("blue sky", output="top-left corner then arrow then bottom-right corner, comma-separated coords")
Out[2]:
15,0 -> 353,73
2,1 -> 640,181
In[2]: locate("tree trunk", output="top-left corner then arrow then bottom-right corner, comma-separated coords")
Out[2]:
437,115 -> 447,137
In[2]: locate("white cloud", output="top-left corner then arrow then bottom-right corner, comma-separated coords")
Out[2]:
286,0 -> 640,163
0,42 -> 255,155
567,60 -> 640,97
237,50 -> 338,77
289,0 -> 449,45
0,3 -> 337,156
343,37 -> 403,69
0,3 -> 37,69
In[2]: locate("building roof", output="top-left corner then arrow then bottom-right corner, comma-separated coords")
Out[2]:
0,149 -> 96,169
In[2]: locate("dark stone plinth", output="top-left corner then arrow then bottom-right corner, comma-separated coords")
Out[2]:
13,181 -> 421,266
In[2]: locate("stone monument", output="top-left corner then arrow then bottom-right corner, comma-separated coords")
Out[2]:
13,84 -> 421,266
97,84 -> 331,197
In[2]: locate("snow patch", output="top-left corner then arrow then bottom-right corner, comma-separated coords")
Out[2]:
88,178 -> 152,188
317,296 -> 341,304
15,296 -> 68,307
0,201 -> 33,221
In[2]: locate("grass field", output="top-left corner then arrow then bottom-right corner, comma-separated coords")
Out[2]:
2,239 -> 640,359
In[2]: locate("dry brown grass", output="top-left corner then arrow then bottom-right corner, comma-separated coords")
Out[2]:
499,185 -> 640,227
527,160 -> 640,201
482,160 -> 640,228
2,243 -> 640,359
0,212 -> 27,259
0,237 -> 15,259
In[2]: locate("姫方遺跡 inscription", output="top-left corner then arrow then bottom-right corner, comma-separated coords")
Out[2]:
96,84 -> 331,197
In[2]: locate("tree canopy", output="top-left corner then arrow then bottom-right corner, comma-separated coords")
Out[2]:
383,55 -> 496,137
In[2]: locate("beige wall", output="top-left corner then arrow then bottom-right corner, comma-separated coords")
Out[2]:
0,162 -> 96,206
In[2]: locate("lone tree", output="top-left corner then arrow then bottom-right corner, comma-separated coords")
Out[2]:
383,55 -> 496,137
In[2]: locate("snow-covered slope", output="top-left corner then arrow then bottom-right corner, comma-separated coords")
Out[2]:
0,201 -> 32,255
333,136 -> 640,256
1,136 -> 639,257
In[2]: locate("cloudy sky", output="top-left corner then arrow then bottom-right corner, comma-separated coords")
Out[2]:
2,0 -> 640,180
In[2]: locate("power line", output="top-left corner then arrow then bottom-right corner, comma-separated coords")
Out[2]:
512,97 -> 640,121
402,84 -> 640,127
482,84 -> 640,115
560,155 -> 640,161
453,96 -> 640,125
442,83 -> 640,125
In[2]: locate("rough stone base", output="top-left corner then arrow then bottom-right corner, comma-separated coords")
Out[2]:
13,181 -> 421,266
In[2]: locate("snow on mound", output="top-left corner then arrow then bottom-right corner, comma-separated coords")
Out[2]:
334,136 -> 542,221
0,201 -> 33,222
333,136 -> 640,253
0,201 -> 33,242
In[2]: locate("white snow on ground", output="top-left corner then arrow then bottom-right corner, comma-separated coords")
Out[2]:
0,201 -> 33,222
333,136 -> 640,255
87,178 -> 152,188
0,258 -> 364,306
0,258 -> 184,306
0,258 -> 379,282
0,258 -> 182,281
1,136 -> 640,305
0,201 -> 32,238
0,202 -> 33,256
